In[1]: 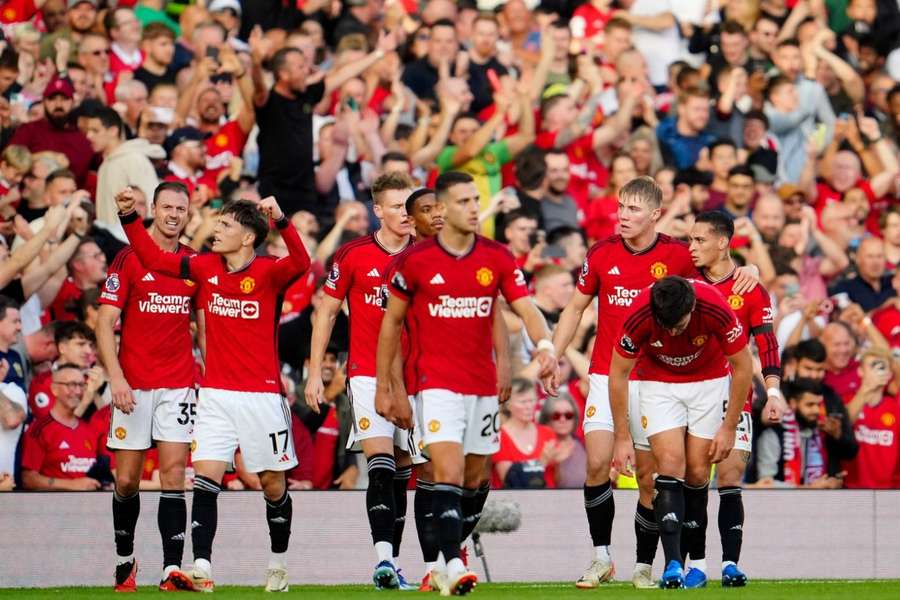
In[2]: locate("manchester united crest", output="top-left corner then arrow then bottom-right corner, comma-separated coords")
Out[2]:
359,417 -> 370,431
641,416 -> 648,429
586,406 -> 596,418
240,276 -> 256,294
476,267 -> 494,287
693,335 -> 708,346
428,420 -> 441,433
728,294 -> 744,309
115,427 -> 127,440
650,262 -> 668,279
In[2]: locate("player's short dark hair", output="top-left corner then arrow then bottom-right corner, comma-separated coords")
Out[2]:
45,168 -> 76,188
371,171 -> 414,205
271,47 -> 303,81
0,295 -> 20,322
90,106 -> 124,138
619,175 -> 662,208
220,199 -> 269,248
515,145 -> 547,191
728,164 -> 755,181
435,171 -> 473,199
406,187 -> 435,215
782,377 -> 823,401
153,181 -> 190,205
793,339 -> 827,364
650,276 -> 695,330
54,320 -> 96,346
695,211 -> 735,240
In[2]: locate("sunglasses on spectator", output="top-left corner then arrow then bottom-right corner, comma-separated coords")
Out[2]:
551,411 -> 575,421
86,48 -> 111,56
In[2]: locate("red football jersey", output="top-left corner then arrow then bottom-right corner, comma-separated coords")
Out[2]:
21,414 -> 101,479
324,234 -> 411,378
535,131 -> 608,214
616,279 -> 748,383
205,120 -> 250,187
46,277 -> 83,322
100,245 -> 198,390
121,212 -> 311,394
843,396 -> 900,489
577,234 -> 697,376
389,236 -> 530,395
27,370 -> 55,420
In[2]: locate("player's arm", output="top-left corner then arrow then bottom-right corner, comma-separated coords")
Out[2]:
116,189 -> 192,279
195,309 -> 207,369
552,289 -> 594,361
712,345 -> 753,464
749,291 -> 785,423
96,304 -> 136,415
609,350 -> 637,475
262,197 -> 312,289
509,296 -> 558,394
376,292 -> 412,428
304,294 -> 343,413
493,308 -> 512,403
731,263 -> 761,295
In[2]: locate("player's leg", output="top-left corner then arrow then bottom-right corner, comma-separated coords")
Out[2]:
629,383 -> 659,588
259,469 -> 292,592
681,434 -> 713,588
716,411 -> 752,587
576,374 -> 616,588
648,427 -> 687,588
154,388 -> 194,590
460,395 -> 497,546
391,448 -> 415,590
414,460 -> 440,590
461,453 -> 491,543
428,441 -> 467,589
108,392 -> 153,592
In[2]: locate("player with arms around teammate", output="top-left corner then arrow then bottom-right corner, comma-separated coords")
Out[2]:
115,187 -> 311,593
684,211 -> 785,588
99,182 -> 200,592
305,172 -> 419,590
376,172 -> 557,596
610,276 -> 753,589
550,176 -> 758,589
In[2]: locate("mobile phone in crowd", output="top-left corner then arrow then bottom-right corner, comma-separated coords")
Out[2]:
205,46 -> 220,62
486,68 -> 502,92
831,292 -> 851,311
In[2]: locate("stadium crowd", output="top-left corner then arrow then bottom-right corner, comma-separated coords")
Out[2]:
0,0 -> 900,500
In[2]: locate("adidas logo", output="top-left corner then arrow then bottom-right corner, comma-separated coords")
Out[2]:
269,516 -> 288,524
651,340 -> 663,348
430,273 -> 446,285
367,268 -> 380,277
142,272 -> 155,282
683,520 -> 699,529
731,525 -> 743,531
59,441 -> 70,449
170,532 -> 185,541
661,512 -> 678,523
439,509 -> 460,520
369,504 -> 390,512
607,266 -> 621,275
278,453 -> 291,463
191,521 -> 201,529
114,529 -> 128,537
207,276 -> 219,285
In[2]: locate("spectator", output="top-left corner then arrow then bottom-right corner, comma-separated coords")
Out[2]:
843,347 -> 900,489
133,22 -> 178,92
831,237 -> 896,312
657,86 -> 715,170
45,237 -> 107,323
541,150 -> 580,232
532,264 -> 575,328
493,378 -> 562,489
401,19 -> 457,104
21,362 -> 103,491
39,0 -> 98,61
821,321 -> 864,400
27,320 -> 95,419
720,164 -> 755,219
546,227 -> 588,273
86,107 -> 160,236
162,127 -> 213,199
615,0 -> 681,88
9,78 -> 93,185
538,395 -> 586,489
465,14 -> 510,115
105,7 -> 143,77
880,207 -> 900,269
585,152 -> 636,242
113,79 -> 148,136
702,139 -> 738,211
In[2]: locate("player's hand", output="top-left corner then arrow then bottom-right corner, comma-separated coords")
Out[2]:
731,265 -> 759,295
71,477 -> 102,491
110,374 -> 136,414
613,434 -> 635,477
304,375 -> 325,414
535,350 -> 559,397
258,196 -> 284,221
334,464 -> 359,490
497,356 -> 512,404
389,392 -> 414,430
115,187 -> 137,215
709,425 -> 735,464
761,393 -> 787,425
374,384 -> 394,420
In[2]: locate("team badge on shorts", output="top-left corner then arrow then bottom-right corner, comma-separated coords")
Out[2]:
650,262 -> 668,279
191,440 -> 198,452
476,267 -> 494,286
359,417 -> 370,431
728,294 -> 744,309
693,335 -> 708,346
428,420 -> 441,433
240,276 -> 256,293
586,406 -> 596,418
419,440 -> 426,450
114,427 -> 127,440
641,415 -> 648,429
105,273 -> 121,292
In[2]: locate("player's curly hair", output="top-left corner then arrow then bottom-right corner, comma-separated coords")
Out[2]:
220,199 -> 269,248
650,276 -> 695,330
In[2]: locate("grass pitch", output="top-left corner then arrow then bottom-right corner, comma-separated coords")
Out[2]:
2,581 -> 898,599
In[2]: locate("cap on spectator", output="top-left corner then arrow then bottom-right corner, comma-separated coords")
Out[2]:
674,167 -> 712,187
43,77 -> 74,100
208,0 -> 242,16
541,83 -> 569,101
345,0 -> 368,6
747,149 -> 778,184
777,184 -> 807,201
68,0 -> 99,8
164,127 -> 210,155
749,163 -> 776,184
845,20 -> 873,43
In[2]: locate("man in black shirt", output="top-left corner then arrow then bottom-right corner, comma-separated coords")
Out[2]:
466,14 -> 509,115
401,19 -> 458,104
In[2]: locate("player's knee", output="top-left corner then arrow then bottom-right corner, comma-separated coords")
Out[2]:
159,465 -> 186,491
585,459 -> 610,484
685,463 -> 710,487
115,472 -> 140,496
259,471 -> 287,500
637,468 -> 655,494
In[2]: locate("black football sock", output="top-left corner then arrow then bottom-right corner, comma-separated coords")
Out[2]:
432,483 -> 463,562
634,500 -> 659,566
718,487 -> 744,564
461,481 -> 490,542
654,476 -> 685,566
366,454 -> 397,549
191,476 -> 221,562
414,479 -> 440,564
682,482 -> 709,565
113,489 -> 140,560
158,490 -> 186,570
392,465 -> 411,558
265,490 -> 293,553
584,481 -> 614,548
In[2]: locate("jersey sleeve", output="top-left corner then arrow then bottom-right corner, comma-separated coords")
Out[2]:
497,248 -> 530,304
576,251 -> 601,296
748,288 -> 780,377
389,255 -> 416,301
323,247 -> 353,301
270,218 -> 312,290
615,292 -> 651,359
98,249 -> 132,310
20,425 -> 45,473
706,294 -> 748,356
121,212 -> 192,279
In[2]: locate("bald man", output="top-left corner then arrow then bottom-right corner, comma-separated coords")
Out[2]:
821,322 -> 861,400
831,237 -> 896,312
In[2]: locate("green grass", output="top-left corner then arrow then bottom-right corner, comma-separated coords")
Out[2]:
2,581 -> 899,599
